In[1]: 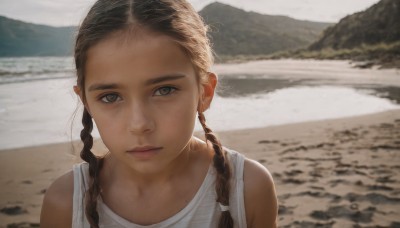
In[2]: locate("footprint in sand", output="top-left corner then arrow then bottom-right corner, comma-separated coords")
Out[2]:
281,178 -> 306,185
284,221 -> 334,228
309,170 -> 323,178
284,169 -> 303,177
376,175 -> 396,183
367,184 -> 394,191
6,222 -> 40,228
345,192 -> 400,204
310,205 -> 375,223
42,169 -> 53,173
310,186 -> 325,191
258,140 -> 280,144
295,191 -> 341,202
278,193 -> 292,201
371,144 -> 400,151
278,204 -> 296,216
379,123 -> 395,129
0,205 -> 27,215
257,159 -> 266,163
329,179 -> 352,187
272,172 -> 282,178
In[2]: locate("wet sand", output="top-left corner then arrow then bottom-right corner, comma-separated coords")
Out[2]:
217,109 -> 400,227
212,59 -> 400,87
1,109 -> 399,227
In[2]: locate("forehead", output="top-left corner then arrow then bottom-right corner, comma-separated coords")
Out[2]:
85,29 -> 196,87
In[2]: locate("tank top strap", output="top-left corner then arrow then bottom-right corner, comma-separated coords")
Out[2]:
224,147 -> 245,181
72,162 -> 91,228
224,147 -> 247,228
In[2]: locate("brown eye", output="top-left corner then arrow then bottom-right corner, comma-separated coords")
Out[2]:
154,86 -> 177,96
101,94 -> 120,103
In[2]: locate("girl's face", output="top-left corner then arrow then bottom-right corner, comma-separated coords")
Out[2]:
81,30 -> 205,173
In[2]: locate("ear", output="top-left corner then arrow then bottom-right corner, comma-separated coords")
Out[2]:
73,85 -> 85,103
198,72 -> 218,113
73,85 -> 82,97
73,85 -> 92,115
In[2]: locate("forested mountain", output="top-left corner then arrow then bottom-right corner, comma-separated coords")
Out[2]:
200,2 -> 331,56
0,16 -> 76,57
309,0 -> 400,50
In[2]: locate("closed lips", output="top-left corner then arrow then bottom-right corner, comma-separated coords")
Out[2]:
127,147 -> 162,152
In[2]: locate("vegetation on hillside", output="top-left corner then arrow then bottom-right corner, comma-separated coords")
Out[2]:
309,0 -> 399,51
200,2 -> 331,56
270,41 -> 400,68
271,0 -> 400,68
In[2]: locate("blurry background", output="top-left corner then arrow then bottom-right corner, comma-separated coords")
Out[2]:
0,0 -> 399,227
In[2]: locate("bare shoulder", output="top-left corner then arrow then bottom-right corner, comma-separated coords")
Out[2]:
243,158 -> 278,228
40,170 -> 74,228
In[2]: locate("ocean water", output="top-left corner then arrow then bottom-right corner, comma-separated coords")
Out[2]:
0,57 -> 74,84
0,57 -> 399,150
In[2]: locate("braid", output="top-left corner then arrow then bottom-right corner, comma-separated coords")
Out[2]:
198,112 -> 234,228
80,108 -> 104,228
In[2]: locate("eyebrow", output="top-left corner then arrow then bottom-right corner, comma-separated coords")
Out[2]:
88,83 -> 119,91
88,74 -> 186,92
145,74 -> 186,86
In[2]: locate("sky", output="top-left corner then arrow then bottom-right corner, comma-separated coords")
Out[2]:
0,0 -> 380,27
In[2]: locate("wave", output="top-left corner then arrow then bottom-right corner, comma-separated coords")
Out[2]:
0,56 -> 75,84
0,71 -> 75,84
0,69 -> 74,76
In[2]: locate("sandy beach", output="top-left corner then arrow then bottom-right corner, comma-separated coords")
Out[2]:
1,109 -> 399,227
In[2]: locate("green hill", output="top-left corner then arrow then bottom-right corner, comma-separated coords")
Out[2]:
0,16 -> 75,57
309,0 -> 400,50
272,0 -> 400,68
200,2 -> 332,57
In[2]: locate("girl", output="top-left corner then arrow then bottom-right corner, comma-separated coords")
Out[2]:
40,0 -> 277,227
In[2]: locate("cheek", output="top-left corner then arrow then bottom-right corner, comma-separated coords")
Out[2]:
91,109 -> 114,131
159,95 -> 198,134
91,109 -> 124,146
93,117 -> 115,138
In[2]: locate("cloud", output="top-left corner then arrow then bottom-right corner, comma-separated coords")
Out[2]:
0,0 -> 94,26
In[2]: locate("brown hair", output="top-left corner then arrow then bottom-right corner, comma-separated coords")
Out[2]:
74,0 -> 233,227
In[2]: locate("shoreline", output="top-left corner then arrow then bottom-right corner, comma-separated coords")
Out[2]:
1,108 -> 399,152
1,109 -> 400,227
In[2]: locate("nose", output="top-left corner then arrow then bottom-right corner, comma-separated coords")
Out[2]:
127,101 -> 155,135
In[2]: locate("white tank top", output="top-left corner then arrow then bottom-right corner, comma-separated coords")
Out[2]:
72,148 -> 247,228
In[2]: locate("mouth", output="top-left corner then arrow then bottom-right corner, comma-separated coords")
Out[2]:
126,146 -> 163,159
127,146 -> 163,153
